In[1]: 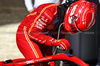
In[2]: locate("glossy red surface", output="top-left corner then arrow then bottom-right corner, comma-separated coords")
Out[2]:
64,0 -> 97,34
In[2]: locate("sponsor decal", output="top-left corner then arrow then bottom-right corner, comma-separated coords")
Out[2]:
53,18 -> 60,24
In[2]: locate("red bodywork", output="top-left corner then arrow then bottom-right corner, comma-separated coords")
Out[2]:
0,54 -> 89,66
0,0 -> 96,66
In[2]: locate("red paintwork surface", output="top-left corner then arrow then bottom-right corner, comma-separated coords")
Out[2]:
0,54 -> 89,66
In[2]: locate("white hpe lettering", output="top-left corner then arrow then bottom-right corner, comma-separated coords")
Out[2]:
35,16 -> 49,29
35,25 -> 42,29
38,19 -> 46,25
35,57 -> 52,62
41,16 -> 48,22
26,60 -> 34,64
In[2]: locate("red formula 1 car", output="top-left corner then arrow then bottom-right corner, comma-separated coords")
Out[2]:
0,53 -> 89,66
0,0 -> 97,66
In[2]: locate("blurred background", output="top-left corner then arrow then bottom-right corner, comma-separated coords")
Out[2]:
0,0 -> 28,61
0,0 -> 100,66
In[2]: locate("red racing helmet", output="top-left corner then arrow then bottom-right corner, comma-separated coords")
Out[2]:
63,0 -> 97,34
